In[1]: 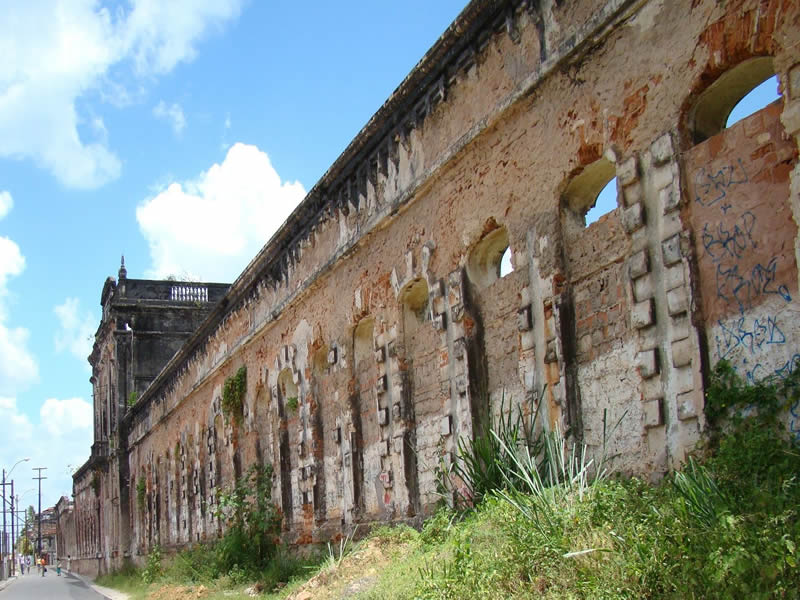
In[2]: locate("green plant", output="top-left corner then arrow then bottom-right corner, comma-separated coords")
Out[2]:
705,359 -> 800,428
221,366 -> 247,424
437,391 -> 544,509
322,525 -> 358,572
141,544 -> 163,584
214,462 -> 282,576
127,391 -> 138,407
285,396 -> 299,412
91,469 -> 101,496
136,477 -> 146,511
672,456 -> 730,529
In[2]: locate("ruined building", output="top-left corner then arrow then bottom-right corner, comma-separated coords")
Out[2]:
71,0 -> 800,576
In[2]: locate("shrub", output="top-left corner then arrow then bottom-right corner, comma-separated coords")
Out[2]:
222,366 -> 247,424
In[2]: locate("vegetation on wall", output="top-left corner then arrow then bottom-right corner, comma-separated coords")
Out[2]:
136,477 -> 146,512
222,366 -> 247,424
285,396 -> 299,412
97,370 -> 800,599
128,391 -> 138,407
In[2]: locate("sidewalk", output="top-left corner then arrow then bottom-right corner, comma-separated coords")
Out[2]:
0,575 -> 17,593
66,570 -> 130,600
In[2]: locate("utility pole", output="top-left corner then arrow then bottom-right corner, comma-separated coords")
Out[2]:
9,481 -> 14,577
32,468 -> 46,563
2,469 -> 6,579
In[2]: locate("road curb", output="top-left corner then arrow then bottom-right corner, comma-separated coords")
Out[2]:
0,575 -> 17,593
66,571 -> 130,600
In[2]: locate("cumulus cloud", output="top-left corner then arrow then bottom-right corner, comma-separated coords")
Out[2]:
40,396 -> 93,437
54,297 -> 97,365
153,100 -> 186,135
0,0 -> 243,189
137,142 -> 307,282
0,199 -> 38,394
0,396 -> 93,504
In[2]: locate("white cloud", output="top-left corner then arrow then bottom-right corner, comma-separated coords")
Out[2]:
54,297 -> 97,365
0,0 -> 243,189
0,396 -> 93,506
40,397 -> 93,437
137,143 -> 307,282
0,191 -> 12,220
0,213 -> 37,393
153,100 -> 186,135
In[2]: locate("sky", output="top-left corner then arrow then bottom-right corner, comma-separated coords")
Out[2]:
0,1 -> 781,519
0,0 -> 468,516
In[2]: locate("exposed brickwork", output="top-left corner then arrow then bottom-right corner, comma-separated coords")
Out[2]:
66,0 -> 800,575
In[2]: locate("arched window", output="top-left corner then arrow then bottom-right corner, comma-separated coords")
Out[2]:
689,57 -> 776,143
562,157 -> 617,229
726,74 -> 780,128
467,225 -> 512,288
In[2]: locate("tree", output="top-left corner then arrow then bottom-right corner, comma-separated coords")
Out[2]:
17,535 -> 33,556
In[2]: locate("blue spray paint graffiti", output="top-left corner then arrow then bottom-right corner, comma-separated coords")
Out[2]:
693,158 -> 750,207
715,257 -> 793,314
715,315 -> 786,360
701,211 -> 756,261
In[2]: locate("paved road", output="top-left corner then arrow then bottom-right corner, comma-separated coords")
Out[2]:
0,571 -> 110,599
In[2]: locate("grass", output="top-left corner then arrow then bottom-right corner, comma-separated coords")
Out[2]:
97,367 -> 800,599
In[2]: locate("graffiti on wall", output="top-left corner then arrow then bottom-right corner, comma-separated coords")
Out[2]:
687,104 -> 799,436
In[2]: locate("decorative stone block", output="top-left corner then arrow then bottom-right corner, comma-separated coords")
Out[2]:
631,299 -> 655,330
544,340 -> 558,363
378,407 -> 389,426
392,403 -> 402,420
455,375 -> 468,395
517,304 -> 533,331
623,182 -> 642,208
303,491 -> 313,505
644,397 -> 664,428
380,439 -> 390,456
662,234 -> 682,266
651,133 -> 674,165
394,435 -> 404,453
677,392 -> 697,421
327,347 -> 338,365
633,274 -> 654,302
379,470 -> 393,488
617,156 -> 639,186
629,249 -> 650,280
374,347 -> 386,363
331,427 -> 341,444
666,287 -> 688,316
622,203 -> 645,233
637,349 -> 659,379
664,264 -> 685,291
440,414 -> 452,435
453,337 -> 466,360
377,374 -> 388,392
660,184 -> 680,214
433,312 -> 447,331
451,302 -> 464,322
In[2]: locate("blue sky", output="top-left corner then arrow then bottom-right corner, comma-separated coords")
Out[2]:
0,1 -> 781,514
0,0 -> 467,512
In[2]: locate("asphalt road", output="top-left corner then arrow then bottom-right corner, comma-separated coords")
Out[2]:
0,571 -> 110,599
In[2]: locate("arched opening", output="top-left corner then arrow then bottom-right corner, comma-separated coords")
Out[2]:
399,277 -> 429,339
726,74 -> 780,128
499,247 -> 513,277
467,225 -> 512,288
312,344 -> 330,376
562,157 -> 617,231
278,368 -> 298,413
353,317 -> 375,371
690,56 -> 776,144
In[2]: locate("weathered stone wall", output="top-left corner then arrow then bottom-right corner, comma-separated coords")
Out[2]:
72,0 -> 800,573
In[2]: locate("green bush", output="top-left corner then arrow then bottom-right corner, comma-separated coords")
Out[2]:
221,366 -> 247,424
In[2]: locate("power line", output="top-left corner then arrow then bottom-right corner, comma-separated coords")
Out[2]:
32,467 -> 47,560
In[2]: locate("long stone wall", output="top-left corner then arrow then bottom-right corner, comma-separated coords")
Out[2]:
74,0 -> 800,573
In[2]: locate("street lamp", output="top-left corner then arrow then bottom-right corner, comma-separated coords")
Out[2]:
2,458 -> 30,578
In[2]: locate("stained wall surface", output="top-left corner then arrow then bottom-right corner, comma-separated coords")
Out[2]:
70,0 -> 800,574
